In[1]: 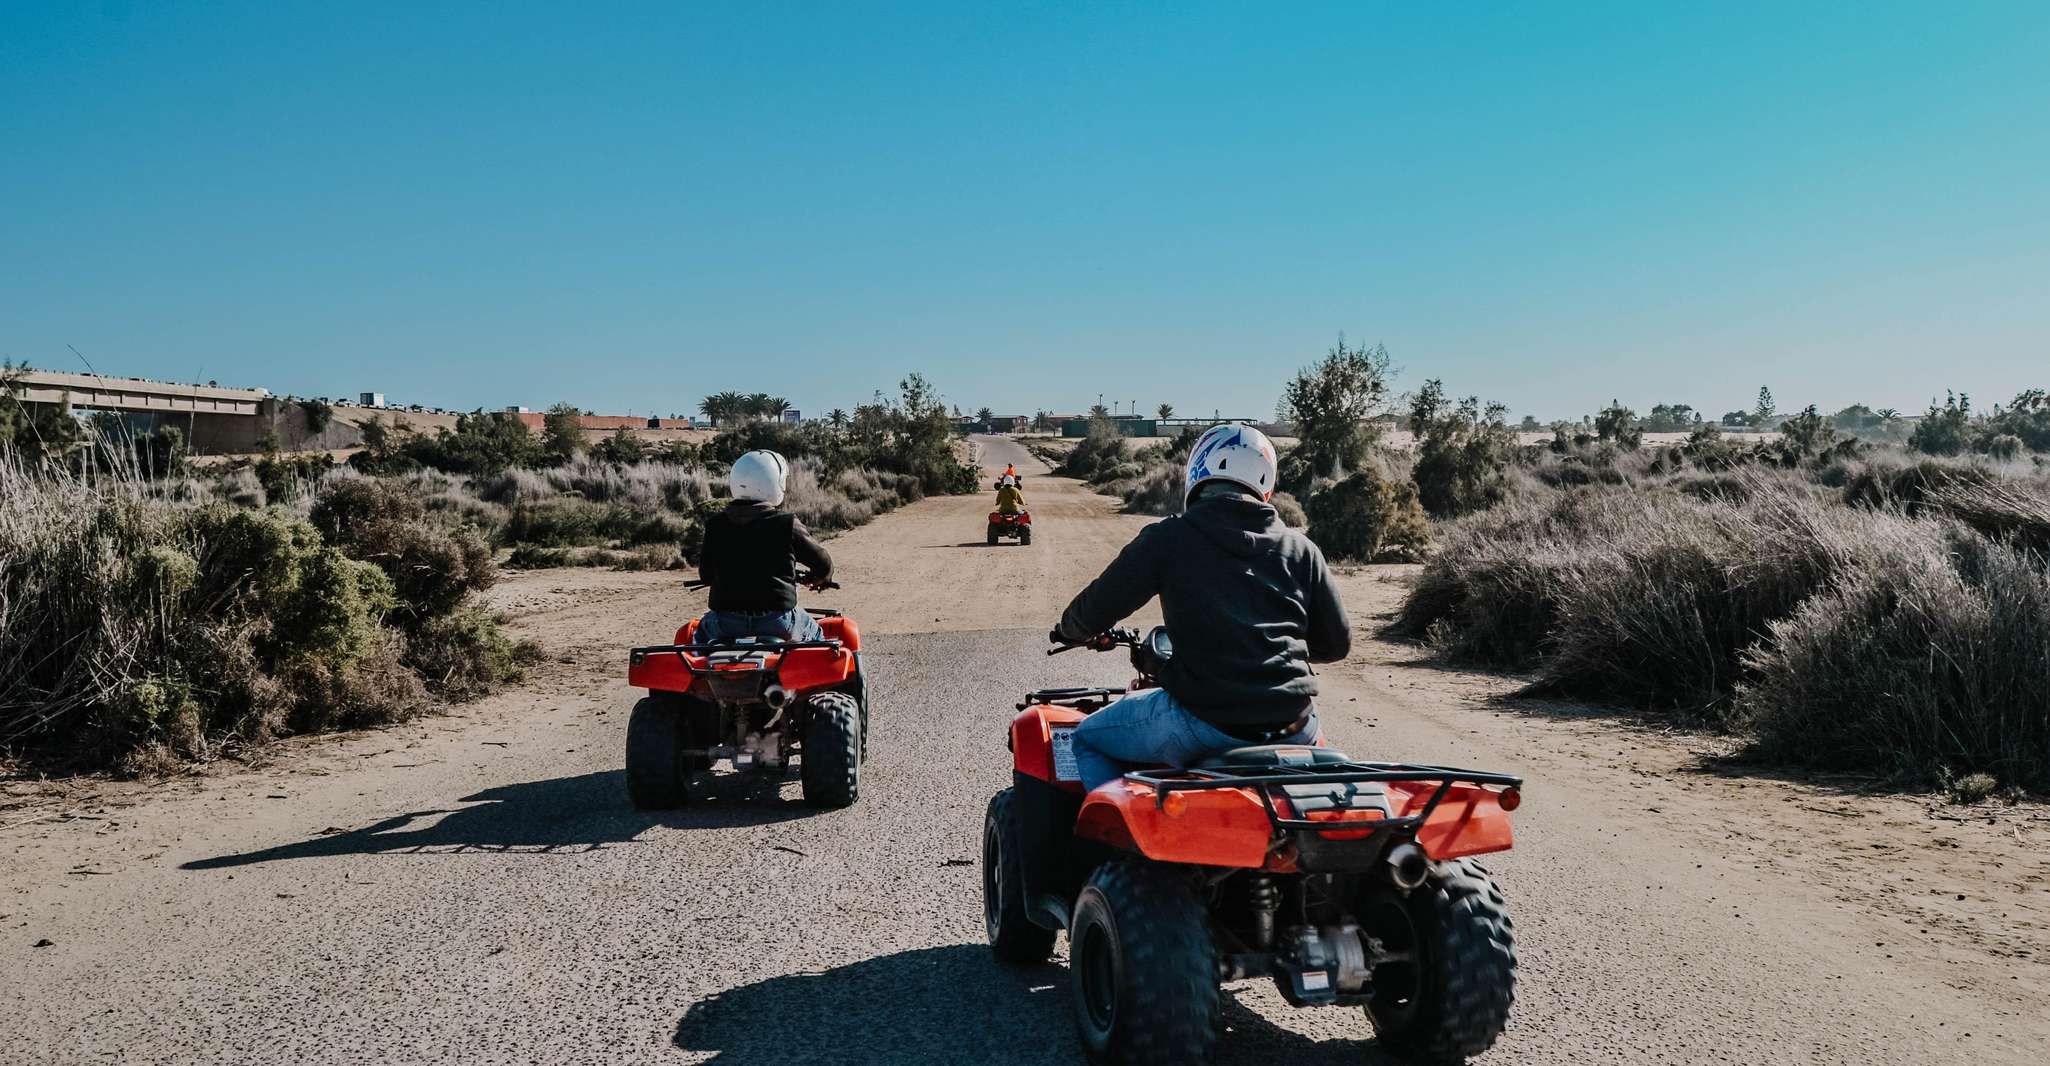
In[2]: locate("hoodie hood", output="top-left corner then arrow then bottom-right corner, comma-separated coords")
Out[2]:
1181,493 -> 1285,559
724,499 -> 778,526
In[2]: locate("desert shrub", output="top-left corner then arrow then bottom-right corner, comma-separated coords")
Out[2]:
406,607 -> 535,699
310,478 -> 495,625
1304,468 -> 1431,562
1909,392 -> 1975,456
1592,401 -> 1643,450
1840,452 -> 1997,513
298,398 -> 333,434
1925,478 -> 2050,556
0,460 -> 512,772
1737,528 -> 2050,789
591,427 -> 647,464
1271,491 -> 1307,528
1408,380 -> 1518,518
1061,414 -> 1131,479
1984,434 -> 2025,461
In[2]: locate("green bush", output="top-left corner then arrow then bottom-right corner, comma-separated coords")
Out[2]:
1305,468 -> 1431,562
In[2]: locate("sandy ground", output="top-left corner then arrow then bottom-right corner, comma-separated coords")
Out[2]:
4,436 -> 2046,1064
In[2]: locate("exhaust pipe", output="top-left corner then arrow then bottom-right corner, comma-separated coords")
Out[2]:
763,685 -> 792,711
1385,842 -> 1430,890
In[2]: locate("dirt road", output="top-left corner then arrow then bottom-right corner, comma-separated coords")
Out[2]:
5,437 -> 2046,1064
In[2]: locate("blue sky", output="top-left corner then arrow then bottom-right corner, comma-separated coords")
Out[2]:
4,2 -> 2045,421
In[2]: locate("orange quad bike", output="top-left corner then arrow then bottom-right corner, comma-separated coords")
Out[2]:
624,575 -> 868,810
983,627 -> 1522,1065
988,509 -> 1032,545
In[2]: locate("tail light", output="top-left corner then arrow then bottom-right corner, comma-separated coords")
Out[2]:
1018,513 -> 1031,524
1498,787 -> 1522,812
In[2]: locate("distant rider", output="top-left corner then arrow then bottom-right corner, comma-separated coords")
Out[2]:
995,474 -> 1027,515
1051,425 -> 1350,790
995,462 -> 1022,489
696,449 -> 833,643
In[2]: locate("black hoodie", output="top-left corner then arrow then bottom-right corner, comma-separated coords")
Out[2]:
699,500 -> 834,613
1057,487 -> 1350,730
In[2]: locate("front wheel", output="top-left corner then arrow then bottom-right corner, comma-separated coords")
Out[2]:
625,693 -> 690,809
984,789 -> 1056,963
1070,861 -> 1218,1064
1362,858 -> 1517,1063
799,691 -> 862,808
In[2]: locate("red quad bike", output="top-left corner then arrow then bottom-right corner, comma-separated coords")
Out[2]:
983,628 -> 1523,1065
988,509 -> 1033,546
623,575 -> 868,810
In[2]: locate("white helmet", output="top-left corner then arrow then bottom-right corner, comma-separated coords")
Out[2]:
1000,475 -> 1017,487
730,450 -> 789,505
1184,424 -> 1277,505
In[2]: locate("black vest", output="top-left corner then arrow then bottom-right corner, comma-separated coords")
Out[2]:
703,508 -> 799,613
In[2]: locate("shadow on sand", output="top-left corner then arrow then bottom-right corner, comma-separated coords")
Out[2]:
672,943 -> 1393,1065
182,768 -> 814,870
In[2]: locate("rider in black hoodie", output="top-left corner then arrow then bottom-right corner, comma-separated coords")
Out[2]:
1055,425 -> 1349,789
696,450 -> 834,644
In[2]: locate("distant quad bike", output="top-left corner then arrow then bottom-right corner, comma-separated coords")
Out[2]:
988,509 -> 1032,546
984,628 -> 1523,1064
624,575 -> 868,810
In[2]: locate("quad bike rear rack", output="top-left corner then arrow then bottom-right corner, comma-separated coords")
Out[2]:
629,638 -> 843,670
1121,761 -> 1523,835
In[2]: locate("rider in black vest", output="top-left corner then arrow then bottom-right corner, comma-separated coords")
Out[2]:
696,450 -> 834,643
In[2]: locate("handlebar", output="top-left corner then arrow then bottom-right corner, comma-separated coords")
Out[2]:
1046,626 -> 1139,656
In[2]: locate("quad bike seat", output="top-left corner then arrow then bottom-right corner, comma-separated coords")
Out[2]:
1195,744 -> 1352,769
1195,745 -> 1390,816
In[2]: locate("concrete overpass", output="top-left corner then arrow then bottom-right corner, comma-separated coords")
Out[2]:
8,369 -> 284,452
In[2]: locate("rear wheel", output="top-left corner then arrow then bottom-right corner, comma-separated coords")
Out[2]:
1070,860 -> 1218,1064
799,692 -> 862,808
1020,526 -> 1032,545
984,789 -> 1057,963
1363,858 -> 1517,1063
987,524 -> 999,545
625,693 -> 690,809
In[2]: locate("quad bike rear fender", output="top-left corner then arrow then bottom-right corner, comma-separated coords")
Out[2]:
1074,781 -> 1274,869
1391,780 -> 1515,860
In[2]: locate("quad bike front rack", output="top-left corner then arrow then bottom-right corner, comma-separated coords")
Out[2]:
1121,760 -> 1523,836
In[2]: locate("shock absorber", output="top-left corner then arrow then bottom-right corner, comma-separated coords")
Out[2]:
1246,874 -> 1280,950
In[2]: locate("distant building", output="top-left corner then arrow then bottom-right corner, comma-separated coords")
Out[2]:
360,392 -> 385,408
781,409 -> 802,424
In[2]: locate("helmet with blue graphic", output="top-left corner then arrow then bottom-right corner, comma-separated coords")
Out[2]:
1183,424 -> 1278,506
730,450 -> 790,506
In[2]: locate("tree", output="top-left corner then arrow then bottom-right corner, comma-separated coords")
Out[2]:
1643,403 -> 1697,432
1033,410 -> 1054,432
1720,410 -> 1752,428
1279,337 -> 1392,485
1088,402 -> 1111,419
1751,386 -> 1777,429
0,363 -> 83,465
541,402 -> 585,462
1776,405 -> 1839,460
1832,404 -> 1879,430
1982,389 -> 2050,453
1909,392 -> 1974,456
975,406 -> 994,424
699,391 -> 743,427
1517,414 -> 1541,431
1593,400 -> 1643,449
1157,403 -> 1174,421
760,396 -> 791,420
826,408 -> 848,429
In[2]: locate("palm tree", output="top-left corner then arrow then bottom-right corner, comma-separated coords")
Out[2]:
1157,403 -> 1174,421
975,406 -> 994,423
699,391 -> 743,427
827,408 -> 848,429
762,396 -> 791,419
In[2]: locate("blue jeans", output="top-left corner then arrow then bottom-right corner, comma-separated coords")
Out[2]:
696,608 -> 824,644
1070,687 -> 1320,791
